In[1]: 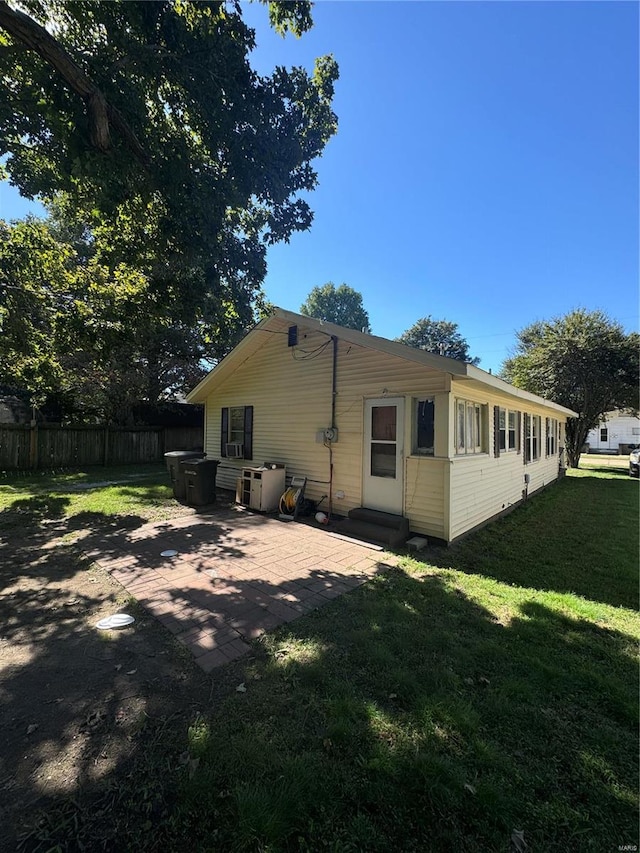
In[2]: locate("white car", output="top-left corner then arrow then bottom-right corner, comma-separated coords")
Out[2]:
630,448 -> 640,478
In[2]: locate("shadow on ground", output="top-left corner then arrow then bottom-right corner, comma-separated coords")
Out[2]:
2,469 -> 638,851
8,565 -> 638,852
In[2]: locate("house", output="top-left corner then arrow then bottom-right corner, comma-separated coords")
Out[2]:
187,308 -> 577,544
585,410 -> 640,454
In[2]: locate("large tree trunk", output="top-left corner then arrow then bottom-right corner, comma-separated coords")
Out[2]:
565,418 -> 591,468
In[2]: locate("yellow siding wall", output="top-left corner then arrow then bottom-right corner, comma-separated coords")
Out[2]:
331,338 -> 447,537
205,324 -> 333,497
448,380 -> 563,540
204,319 -> 449,537
204,320 -> 568,542
404,457 -> 447,538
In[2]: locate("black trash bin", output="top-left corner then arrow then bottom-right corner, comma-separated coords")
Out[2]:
179,457 -> 220,506
165,450 -> 205,499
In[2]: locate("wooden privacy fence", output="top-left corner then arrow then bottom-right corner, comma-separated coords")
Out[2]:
0,423 -> 203,471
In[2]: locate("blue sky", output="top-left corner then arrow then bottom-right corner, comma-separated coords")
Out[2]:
1,0 -> 638,373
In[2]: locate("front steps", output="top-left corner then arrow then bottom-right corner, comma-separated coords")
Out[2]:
336,507 -> 410,549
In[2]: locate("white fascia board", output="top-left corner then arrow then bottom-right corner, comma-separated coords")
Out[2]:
461,366 -> 579,417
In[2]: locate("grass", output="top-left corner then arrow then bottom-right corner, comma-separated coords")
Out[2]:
6,463 -> 639,852
0,463 -> 184,530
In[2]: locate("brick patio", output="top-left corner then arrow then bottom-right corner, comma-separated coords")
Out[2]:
84,505 -> 398,672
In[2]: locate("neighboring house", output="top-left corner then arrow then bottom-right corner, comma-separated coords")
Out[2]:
187,308 -> 577,544
585,410 -> 640,454
0,395 -> 30,424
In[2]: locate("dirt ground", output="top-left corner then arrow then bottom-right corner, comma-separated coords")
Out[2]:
0,490 -> 248,851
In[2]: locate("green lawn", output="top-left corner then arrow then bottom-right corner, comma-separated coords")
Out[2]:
7,464 -> 639,852
0,463 -> 185,531
168,469 -> 638,852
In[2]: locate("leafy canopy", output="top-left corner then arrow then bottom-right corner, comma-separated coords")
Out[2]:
501,309 -> 639,467
0,216 -> 219,423
300,283 -> 371,332
0,0 -> 338,317
397,316 -> 479,365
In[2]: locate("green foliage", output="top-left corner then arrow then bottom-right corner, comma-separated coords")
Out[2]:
0,0 -> 338,330
0,217 -> 71,406
397,316 -> 479,364
300,282 -> 371,332
0,217 -> 220,422
501,309 -> 639,467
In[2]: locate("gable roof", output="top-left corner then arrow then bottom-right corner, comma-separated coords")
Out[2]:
187,307 -> 577,417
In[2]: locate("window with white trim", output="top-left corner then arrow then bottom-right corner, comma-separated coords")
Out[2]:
600,427 -> 608,442
546,418 -> 558,456
508,410 -> 517,450
414,398 -> 435,455
525,414 -> 541,462
498,407 -> 518,452
456,399 -> 486,455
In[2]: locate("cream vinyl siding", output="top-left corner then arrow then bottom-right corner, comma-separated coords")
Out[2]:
205,324 -> 332,495
332,338 -> 447,535
448,380 -> 564,540
204,320 -> 448,535
449,454 -> 524,540
201,316 -> 571,544
404,457 -> 447,538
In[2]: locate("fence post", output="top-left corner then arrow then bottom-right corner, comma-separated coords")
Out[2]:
29,420 -> 39,469
103,424 -> 109,466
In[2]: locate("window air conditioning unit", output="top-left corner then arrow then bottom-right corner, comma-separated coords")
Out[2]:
226,442 -> 244,458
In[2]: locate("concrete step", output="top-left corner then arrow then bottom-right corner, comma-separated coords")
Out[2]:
348,507 -> 410,534
339,511 -> 409,549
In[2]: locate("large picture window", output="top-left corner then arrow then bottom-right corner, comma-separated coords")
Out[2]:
456,399 -> 486,455
414,398 -> 435,455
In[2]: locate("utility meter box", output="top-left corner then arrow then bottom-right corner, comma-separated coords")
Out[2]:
315,427 -> 339,443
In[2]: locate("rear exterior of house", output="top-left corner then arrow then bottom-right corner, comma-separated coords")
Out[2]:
187,309 -> 576,543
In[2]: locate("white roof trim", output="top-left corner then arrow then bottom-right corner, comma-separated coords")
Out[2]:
187,307 -> 578,417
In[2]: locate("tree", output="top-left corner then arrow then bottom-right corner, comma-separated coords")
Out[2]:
0,217 -> 73,407
0,0 -> 338,338
300,283 -> 371,332
501,309 -> 639,468
397,316 -> 479,364
0,216 -> 221,423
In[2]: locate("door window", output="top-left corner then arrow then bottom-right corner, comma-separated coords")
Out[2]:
370,405 -> 397,478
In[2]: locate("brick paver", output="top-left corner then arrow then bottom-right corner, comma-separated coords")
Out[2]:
86,505 -> 398,672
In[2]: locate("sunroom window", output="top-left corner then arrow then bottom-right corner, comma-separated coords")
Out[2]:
415,398 -> 435,455
456,399 -> 486,455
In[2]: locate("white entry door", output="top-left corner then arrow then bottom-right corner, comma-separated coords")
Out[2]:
362,398 -> 404,514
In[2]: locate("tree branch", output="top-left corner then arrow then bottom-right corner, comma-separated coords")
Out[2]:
0,0 -> 149,168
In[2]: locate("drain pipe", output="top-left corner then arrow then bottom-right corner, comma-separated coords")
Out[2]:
328,335 -> 338,519
331,335 -> 338,429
